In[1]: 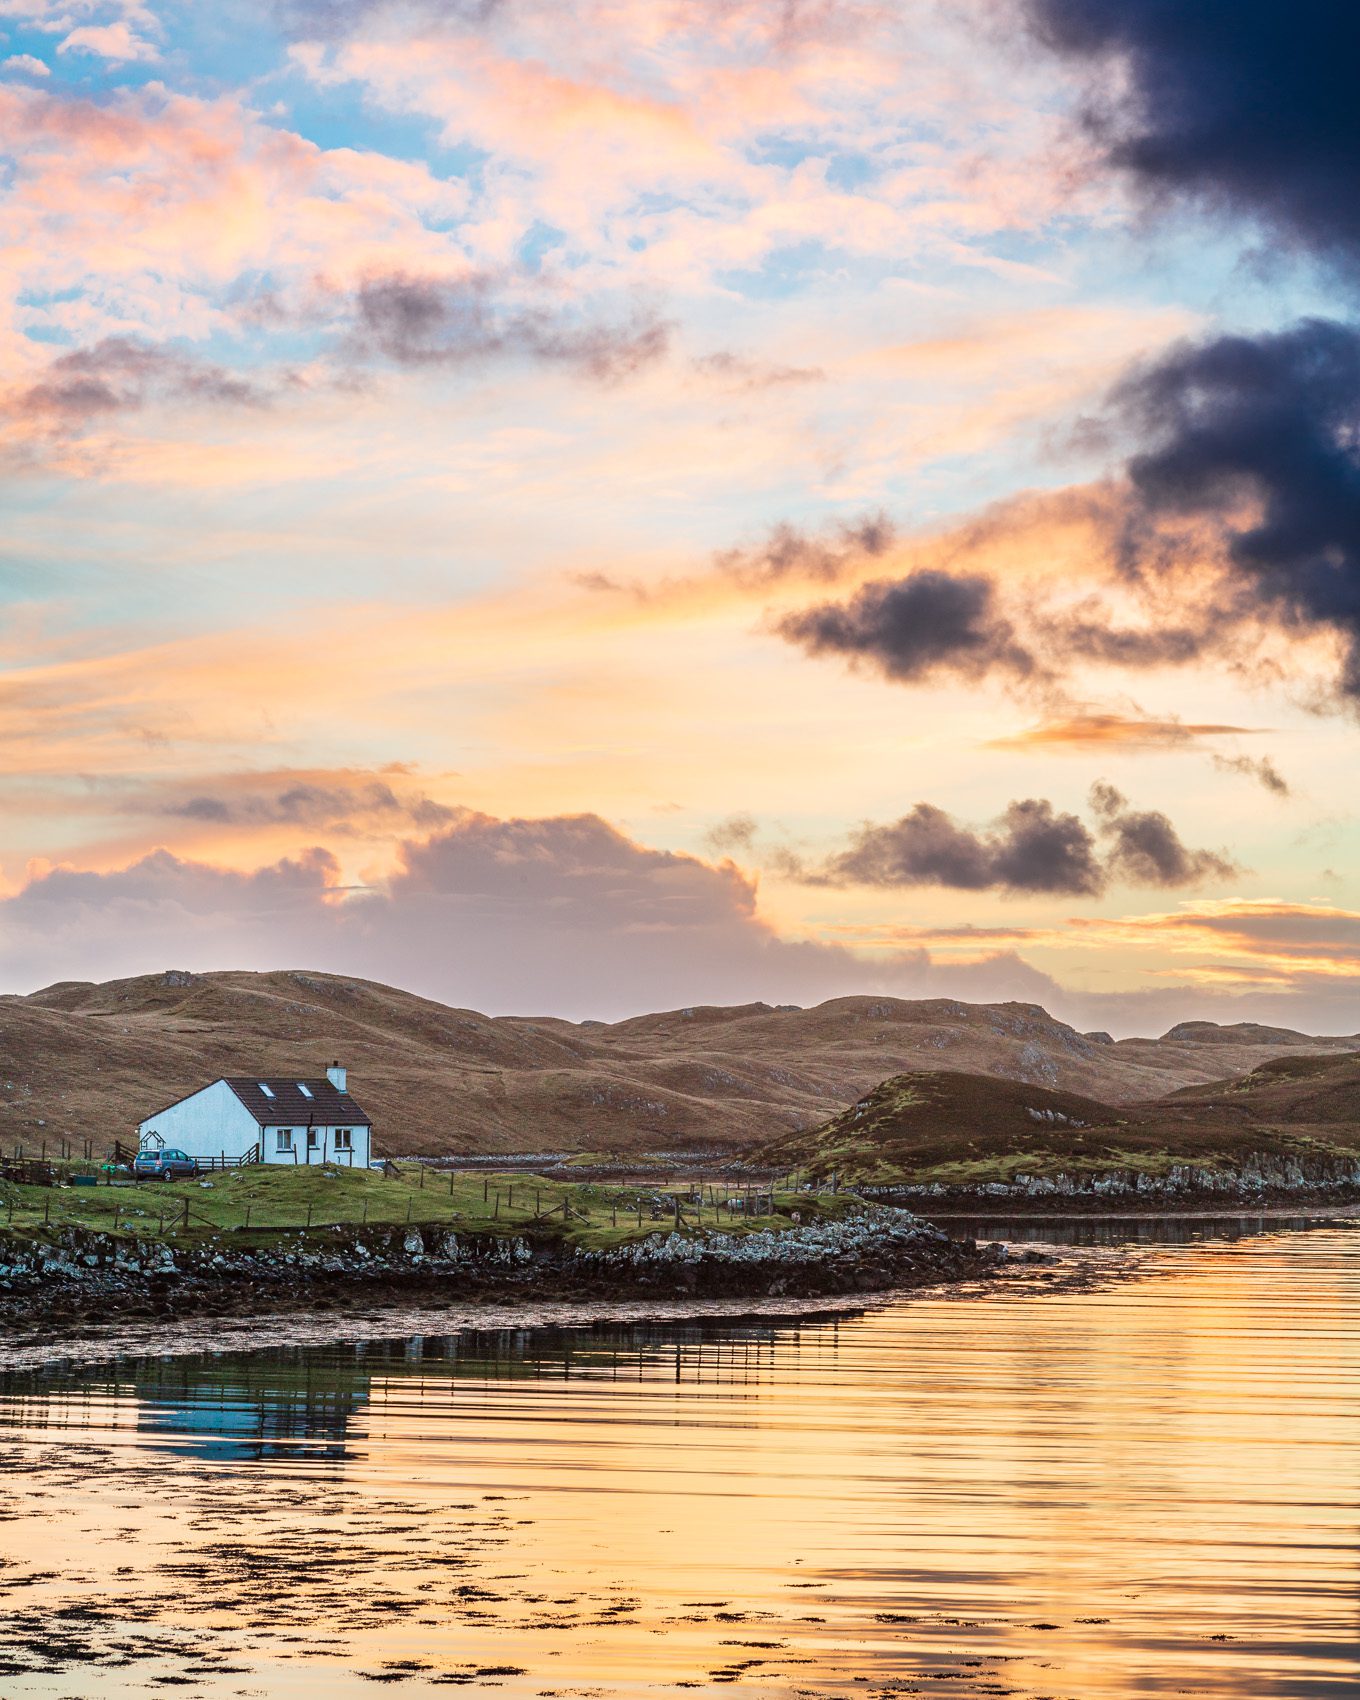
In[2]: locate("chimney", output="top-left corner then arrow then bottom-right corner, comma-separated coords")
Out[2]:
327,1061 -> 346,1092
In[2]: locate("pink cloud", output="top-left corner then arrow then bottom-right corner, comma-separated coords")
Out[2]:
5,809 -> 1356,1034
289,0 -> 1102,291
0,82 -> 471,361
0,808 -> 1066,1016
57,20 -> 156,61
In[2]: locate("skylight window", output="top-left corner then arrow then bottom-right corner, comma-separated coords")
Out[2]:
298,1083 -> 313,1098
259,1083 -> 275,1098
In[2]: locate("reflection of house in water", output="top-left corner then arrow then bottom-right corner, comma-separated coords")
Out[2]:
126,1349 -> 373,1462
0,1315 -> 851,1466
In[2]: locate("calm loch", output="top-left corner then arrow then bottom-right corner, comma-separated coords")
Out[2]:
0,1226 -> 1357,1697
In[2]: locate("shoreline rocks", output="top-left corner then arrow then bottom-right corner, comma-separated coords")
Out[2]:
0,1206 -> 999,1341
857,1152 -> 1360,1212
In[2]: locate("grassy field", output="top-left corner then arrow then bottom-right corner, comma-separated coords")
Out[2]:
0,1162 -> 852,1255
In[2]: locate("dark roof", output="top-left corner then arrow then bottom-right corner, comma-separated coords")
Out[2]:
224,1078 -> 371,1127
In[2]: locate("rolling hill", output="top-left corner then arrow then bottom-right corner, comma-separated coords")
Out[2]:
1,968 -> 1355,1158
756,1052 -> 1360,1188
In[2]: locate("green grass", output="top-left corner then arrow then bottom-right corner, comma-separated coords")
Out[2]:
0,1165 -> 850,1255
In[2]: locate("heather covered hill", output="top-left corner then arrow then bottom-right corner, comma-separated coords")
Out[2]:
0,969 -> 1355,1158
757,1053 -> 1360,1189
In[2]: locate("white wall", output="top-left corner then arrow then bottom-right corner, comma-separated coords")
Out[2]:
263,1123 -> 372,1167
138,1080 -> 260,1160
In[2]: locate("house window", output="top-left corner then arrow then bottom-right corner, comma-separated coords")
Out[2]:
275,1128 -> 294,1153
335,1129 -> 353,1152
307,1128 -> 320,1151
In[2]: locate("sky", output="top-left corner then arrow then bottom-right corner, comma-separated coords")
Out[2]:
1,0 -> 1359,1032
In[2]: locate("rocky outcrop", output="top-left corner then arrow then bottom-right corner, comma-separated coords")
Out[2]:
571,1212 -> 992,1297
0,1207 -> 997,1336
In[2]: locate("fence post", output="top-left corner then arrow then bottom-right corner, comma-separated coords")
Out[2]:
405,1197 -> 413,1224
306,1202 -> 313,1230
182,1197 -> 190,1231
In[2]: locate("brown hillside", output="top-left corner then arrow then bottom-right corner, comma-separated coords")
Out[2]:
1,969 -> 1355,1157
758,1053 -> 1360,1184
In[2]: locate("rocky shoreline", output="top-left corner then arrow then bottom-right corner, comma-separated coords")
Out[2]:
0,1205 -> 1002,1341
857,1153 -> 1360,1213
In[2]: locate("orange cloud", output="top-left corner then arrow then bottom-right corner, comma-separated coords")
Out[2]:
1065,899 -> 1360,983
989,713 -> 1266,751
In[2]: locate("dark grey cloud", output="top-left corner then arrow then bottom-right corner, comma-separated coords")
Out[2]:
15,338 -> 269,424
1108,320 -> 1360,700
1018,5 -> 1360,706
704,813 -> 761,856
1023,0 -> 1360,269
716,512 -> 895,588
770,326 -> 1360,707
1089,781 -> 1238,886
352,272 -> 670,382
1211,753 -> 1290,796
820,798 -> 1104,895
160,780 -> 457,834
775,569 -> 1038,685
1053,614 -> 1208,670
812,787 -> 1234,896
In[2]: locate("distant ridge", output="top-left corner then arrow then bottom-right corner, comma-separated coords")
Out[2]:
1,969 -> 1355,1157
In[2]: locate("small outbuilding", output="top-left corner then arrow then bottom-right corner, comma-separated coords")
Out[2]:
138,1063 -> 373,1168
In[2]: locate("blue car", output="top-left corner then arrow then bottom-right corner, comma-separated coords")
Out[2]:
133,1147 -> 198,1181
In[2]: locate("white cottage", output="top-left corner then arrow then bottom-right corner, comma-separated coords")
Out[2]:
138,1063 -> 373,1167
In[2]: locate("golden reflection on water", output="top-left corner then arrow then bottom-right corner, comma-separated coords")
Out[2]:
1,1229 -> 1359,1697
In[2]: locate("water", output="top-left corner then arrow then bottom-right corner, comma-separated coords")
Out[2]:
0,1227 -> 1358,1697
